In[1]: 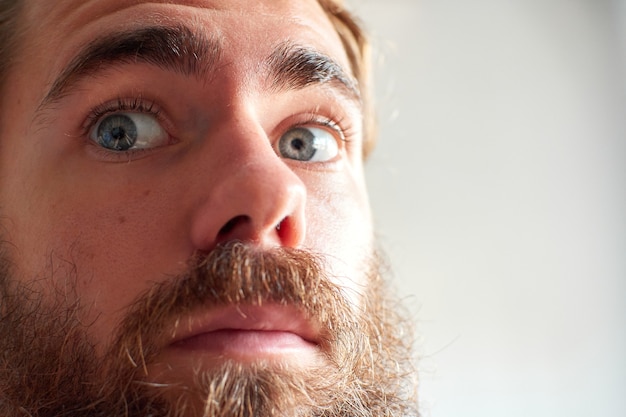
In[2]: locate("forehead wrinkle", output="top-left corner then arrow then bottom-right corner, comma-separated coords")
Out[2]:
265,42 -> 362,106
38,24 -> 223,110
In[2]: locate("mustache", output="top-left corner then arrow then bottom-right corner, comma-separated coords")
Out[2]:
0,241 -> 418,417
108,241 -> 358,370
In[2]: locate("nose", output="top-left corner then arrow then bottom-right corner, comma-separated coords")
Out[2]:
189,120 -> 307,251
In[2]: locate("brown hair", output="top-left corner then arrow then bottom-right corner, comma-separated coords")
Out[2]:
0,1 -> 21,92
0,0 -> 375,157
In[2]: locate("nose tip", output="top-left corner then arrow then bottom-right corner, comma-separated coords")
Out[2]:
190,157 -> 307,251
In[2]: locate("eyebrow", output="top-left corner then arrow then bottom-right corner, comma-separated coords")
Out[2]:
39,25 -> 360,110
265,43 -> 361,105
41,25 -> 222,106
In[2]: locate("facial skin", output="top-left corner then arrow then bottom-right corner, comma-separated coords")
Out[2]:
1,0 -> 370,355
0,0 -> 415,416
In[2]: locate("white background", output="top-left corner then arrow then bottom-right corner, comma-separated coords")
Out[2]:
352,0 -> 626,416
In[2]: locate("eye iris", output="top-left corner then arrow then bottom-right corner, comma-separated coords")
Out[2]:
98,114 -> 138,151
280,128 -> 316,161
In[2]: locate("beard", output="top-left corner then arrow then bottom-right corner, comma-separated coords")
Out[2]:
0,241 -> 417,417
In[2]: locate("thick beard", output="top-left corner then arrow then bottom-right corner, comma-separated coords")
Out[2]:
0,242 -> 417,417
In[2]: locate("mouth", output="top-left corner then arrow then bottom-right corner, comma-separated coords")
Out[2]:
165,305 -> 321,362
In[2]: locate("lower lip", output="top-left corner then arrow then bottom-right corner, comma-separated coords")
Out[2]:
171,329 -> 318,359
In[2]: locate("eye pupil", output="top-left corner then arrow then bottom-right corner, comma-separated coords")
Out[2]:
110,126 -> 126,140
291,138 -> 305,151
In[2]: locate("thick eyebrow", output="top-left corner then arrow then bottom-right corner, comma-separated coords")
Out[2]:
265,43 -> 361,106
38,28 -> 359,113
40,25 -> 222,107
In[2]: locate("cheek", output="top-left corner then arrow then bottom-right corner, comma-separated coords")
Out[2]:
59,188 -> 184,277
4,176 -> 191,349
303,173 -> 373,298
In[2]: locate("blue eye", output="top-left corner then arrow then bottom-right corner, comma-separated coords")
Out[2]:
278,126 -> 339,162
90,112 -> 168,151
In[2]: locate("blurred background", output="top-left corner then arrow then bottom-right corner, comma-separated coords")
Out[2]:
351,0 -> 626,416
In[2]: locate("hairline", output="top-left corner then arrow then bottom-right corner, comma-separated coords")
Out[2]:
0,0 -> 24,94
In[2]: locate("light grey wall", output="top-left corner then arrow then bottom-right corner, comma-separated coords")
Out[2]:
353,1 -> 626,416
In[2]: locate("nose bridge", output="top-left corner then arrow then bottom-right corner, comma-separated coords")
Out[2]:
190,114 -> 307,251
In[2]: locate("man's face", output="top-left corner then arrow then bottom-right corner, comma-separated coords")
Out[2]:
0,1 -> 413,416
1,0 -> 371,353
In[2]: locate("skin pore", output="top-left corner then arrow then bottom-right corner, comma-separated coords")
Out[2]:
0,0 -> 416,416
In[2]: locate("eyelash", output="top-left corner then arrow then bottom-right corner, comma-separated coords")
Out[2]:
81,97 -> 162,137
295,114 -> 353,143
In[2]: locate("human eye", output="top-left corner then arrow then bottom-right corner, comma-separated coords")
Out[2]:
87,99 -> 169,152
277,125 -> 340,162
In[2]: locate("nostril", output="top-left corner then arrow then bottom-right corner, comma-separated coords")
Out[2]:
275,216 -> 292,242
214,215 -> 293,247
218,215 -> 249,238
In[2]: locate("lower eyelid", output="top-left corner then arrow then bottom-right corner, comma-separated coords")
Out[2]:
84,142 -> 153,162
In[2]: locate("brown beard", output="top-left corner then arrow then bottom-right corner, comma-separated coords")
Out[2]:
0,242 -> 417,417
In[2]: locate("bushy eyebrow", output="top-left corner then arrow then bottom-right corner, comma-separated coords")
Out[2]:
266,42 -> 361,105
38,25 -> 360,110
40,25 -> 222,107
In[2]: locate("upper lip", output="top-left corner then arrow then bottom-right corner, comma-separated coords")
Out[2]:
166,304 -> 320,346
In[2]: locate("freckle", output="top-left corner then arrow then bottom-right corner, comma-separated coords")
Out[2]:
143,189 -> 151,197
118,216 -> 126,224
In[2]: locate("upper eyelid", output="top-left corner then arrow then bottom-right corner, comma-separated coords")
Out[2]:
81,98 -> 163,135
285,113 -> 354,143
292,117 -> 342,136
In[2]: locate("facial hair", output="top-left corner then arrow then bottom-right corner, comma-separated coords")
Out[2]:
0,241 -> 417,417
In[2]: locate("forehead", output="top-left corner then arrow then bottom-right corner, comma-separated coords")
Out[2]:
24,0 -> 333,29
